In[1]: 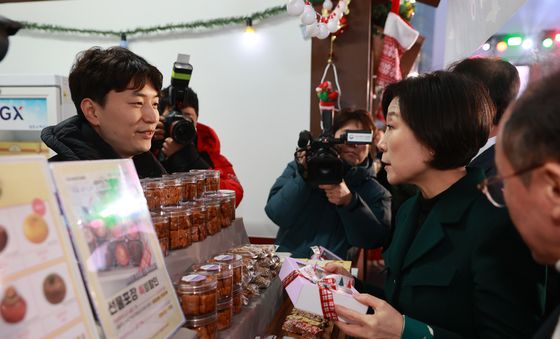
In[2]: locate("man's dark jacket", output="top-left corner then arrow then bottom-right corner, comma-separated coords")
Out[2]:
41,115 -> 165,178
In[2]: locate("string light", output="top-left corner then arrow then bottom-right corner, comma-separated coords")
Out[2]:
542,37 -> 554,48
482,43 -> 491,51
496,41 -> 508,52
245,17 -> 255,33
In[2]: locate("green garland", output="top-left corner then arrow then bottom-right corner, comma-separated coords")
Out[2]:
20,5 -> 286,38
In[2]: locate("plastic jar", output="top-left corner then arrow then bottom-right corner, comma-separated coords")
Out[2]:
232,285 -> 242,314
218,189 -> 236,227
161,206 -> 191,250
179,173 -> 198,201
209,253 -> 243,287
177,274 -> 217,317
198,196 -> 221,235
184,201 -> 207,241
204,170 -> 220,192
216,297 -> 233,331
141,178 -> 164,211
192,263 -> 233,301
185,312 -> 217,339
161,177 -> 183,206
151,215 -> 169,256
189,172 -> 206,198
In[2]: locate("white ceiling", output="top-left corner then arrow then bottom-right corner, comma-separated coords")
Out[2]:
497,0 -> 559,34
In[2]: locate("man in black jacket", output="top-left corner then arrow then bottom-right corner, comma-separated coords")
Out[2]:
450,57 -> 520,178
493,70 -> 560,338
41,46 -> 166,178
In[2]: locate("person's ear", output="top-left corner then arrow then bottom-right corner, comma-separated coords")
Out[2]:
543,162 -> 560,225
81,98 -> 100,127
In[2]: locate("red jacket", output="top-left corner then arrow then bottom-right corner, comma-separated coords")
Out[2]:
196,123 -> 244,206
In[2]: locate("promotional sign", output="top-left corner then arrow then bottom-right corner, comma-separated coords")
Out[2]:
50,159 -> 184,339
0,156 -> 98,338
0,98 -> 48,130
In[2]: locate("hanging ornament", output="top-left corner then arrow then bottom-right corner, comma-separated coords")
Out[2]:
316,81 -> 339,110
316,22 -> 330,39
333,15 -> 347,37
287,0 -> 305,16
327,16 -> 339,33
301,2 -> 317,25
306,23 -> 319,37
288,0 -> 351,41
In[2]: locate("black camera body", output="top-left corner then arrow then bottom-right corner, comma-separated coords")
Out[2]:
161,54 -> 196,145
298,110 -> 372,186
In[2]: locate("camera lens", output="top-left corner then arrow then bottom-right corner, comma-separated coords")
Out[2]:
170,118 -> 196,144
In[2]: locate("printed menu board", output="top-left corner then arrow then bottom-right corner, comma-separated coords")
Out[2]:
49,159 -> 184,339
0,156 -> 98,339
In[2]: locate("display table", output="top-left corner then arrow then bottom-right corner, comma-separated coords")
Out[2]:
171,277 -> 284,338
164,218 -> 250,282
166,218 -> 285,338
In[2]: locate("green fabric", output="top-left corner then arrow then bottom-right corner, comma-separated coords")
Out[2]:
383,167 -> 545,338
402,316 -> 434,339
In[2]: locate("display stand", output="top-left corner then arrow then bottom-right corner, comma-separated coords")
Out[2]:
166,218 -> 285,338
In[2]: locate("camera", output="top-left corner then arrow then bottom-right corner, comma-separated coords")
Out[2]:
297,109 -> 372,185
162,54 -> 196,145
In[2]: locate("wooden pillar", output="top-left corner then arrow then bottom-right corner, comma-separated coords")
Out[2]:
309,0 -> 373,136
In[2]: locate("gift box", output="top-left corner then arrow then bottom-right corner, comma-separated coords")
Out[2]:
279,257 -> 367,322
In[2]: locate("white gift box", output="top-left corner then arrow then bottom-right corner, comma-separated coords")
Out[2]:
279,257 -> 368,322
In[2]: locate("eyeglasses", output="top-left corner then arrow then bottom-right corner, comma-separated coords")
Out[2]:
477,162 -> 543,208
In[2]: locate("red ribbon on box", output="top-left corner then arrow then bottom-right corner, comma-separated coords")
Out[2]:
318,277 -> 338,320
282,265 -> 355,321
282,269 -> 312,289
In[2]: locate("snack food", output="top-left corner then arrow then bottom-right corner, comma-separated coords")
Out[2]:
177,274 -> 217,316
216,297 -> 232,330
232,285 -> 242,314
184,312 -> 217,339
209,253 -> 242,287
192,263 -> 233,301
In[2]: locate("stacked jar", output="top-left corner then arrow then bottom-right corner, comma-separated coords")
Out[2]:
209,253 -> 243,313
189,171 -> 206,199
151,214 -> 169,256
218,190 -> 236,227
161,177 -> 183,207
190,169 -> 220,193
141,178 -> 164,211
181,201 -> 207,242
178,172 -> 198,202
177,274 -> 218,339
161,205 -> 191,250
192,263 -> 233,331
197,196 -> 221,235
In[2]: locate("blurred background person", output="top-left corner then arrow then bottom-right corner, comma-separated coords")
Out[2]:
154,86 -> 243,206
265,108 -> 391,259
327,71 -> 544,338
450,57 -> 520,177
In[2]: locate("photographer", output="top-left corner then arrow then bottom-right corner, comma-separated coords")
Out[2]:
265,109 -> 391,259
153,86 -> 244,206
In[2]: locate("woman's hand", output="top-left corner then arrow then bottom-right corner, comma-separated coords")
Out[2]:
323,262 -> 352,278
319,181 -> 352,206
336,294 -> 403,339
